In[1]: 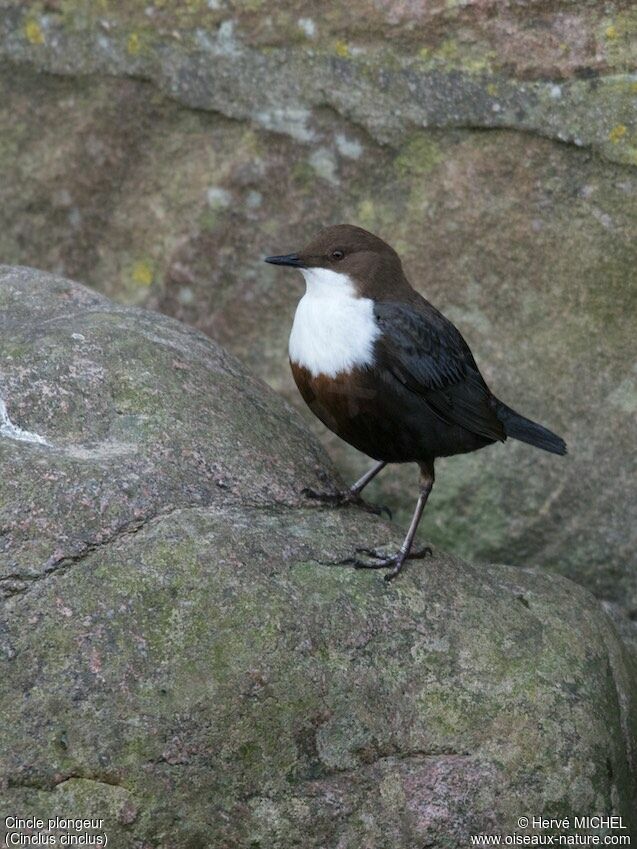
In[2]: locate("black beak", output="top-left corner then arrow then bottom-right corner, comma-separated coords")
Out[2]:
264,253 -> 305,268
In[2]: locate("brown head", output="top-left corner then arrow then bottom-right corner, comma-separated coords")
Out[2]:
265,224 -> 412,300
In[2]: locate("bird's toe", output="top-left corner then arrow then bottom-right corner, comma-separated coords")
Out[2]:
353,558 -> 392,571
349,543 -> 432,580
302,487 -> 356,507
354,546 -> 386,559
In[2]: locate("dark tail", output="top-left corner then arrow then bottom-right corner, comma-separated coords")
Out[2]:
495,400 -> 567,456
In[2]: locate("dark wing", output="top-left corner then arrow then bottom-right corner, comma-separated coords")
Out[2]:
373,300 -> 506,442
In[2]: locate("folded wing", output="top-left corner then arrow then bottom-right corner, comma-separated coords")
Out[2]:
373,300 -> 506,443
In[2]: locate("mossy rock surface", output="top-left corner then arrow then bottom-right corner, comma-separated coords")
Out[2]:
1,1 -> 636,164
0,265 -> 338,586
0,269 -> 636,846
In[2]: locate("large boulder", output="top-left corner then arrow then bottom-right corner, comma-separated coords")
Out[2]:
1,268 -> 636,847
0,267 -> 336,586
0,0 -> 635,639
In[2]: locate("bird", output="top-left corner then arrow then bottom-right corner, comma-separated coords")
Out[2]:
265,224 -> 566,581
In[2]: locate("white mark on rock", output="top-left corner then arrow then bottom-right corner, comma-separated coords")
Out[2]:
309,147 -> 339,184
195,20 -> 239,56
71,333 -> 86,342
178,286 -> 195,306
0,396 -> 48,446
590,207 -> 613,229
206,186 -> 231,208
549,84 -> 562,100
216,20 -> 239,56
335,133 -> 363,159
254,107 -> 315,143
68,208 -> 82,228
298,18 -> 316,38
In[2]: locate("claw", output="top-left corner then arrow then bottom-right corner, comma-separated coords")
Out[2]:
350,545 -> 432,580
353,559 -> 392,571
353,551 -> 407,579
302,488 -> 392,520
301,487 -> 355,506
355,545 -> 431,561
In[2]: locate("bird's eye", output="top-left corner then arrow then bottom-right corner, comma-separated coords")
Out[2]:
331,249 -> 344,261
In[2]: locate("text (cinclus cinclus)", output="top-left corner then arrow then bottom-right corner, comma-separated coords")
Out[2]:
265,224 -> 567,581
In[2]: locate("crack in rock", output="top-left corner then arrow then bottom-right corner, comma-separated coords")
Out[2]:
0,7 -> 635,166
8,771 -> 132,794
0,498 -> 369,602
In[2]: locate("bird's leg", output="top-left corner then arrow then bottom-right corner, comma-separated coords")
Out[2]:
302,461 -> 390,517
353,463 -> 434,581
350,461 -> 387,497
349,460 -> 392,518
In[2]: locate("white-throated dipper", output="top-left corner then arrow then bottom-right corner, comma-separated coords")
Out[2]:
265,224 -> 567,581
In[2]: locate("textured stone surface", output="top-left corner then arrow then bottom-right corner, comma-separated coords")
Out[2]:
0,3 -> 635,637
0,266 -> 337,592
1,269 -> 636,846
0,1 -> 636,165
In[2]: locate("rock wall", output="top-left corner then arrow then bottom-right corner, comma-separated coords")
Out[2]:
0,2 -> 635,640
1,268 -> 636,847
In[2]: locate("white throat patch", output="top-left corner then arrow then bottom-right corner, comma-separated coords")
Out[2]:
288,268 -> 381,378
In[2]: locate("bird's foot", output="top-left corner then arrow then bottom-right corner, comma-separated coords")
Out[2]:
301,487 -> 357,507
301,487 -> 392,520
349,545 -> 432,582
